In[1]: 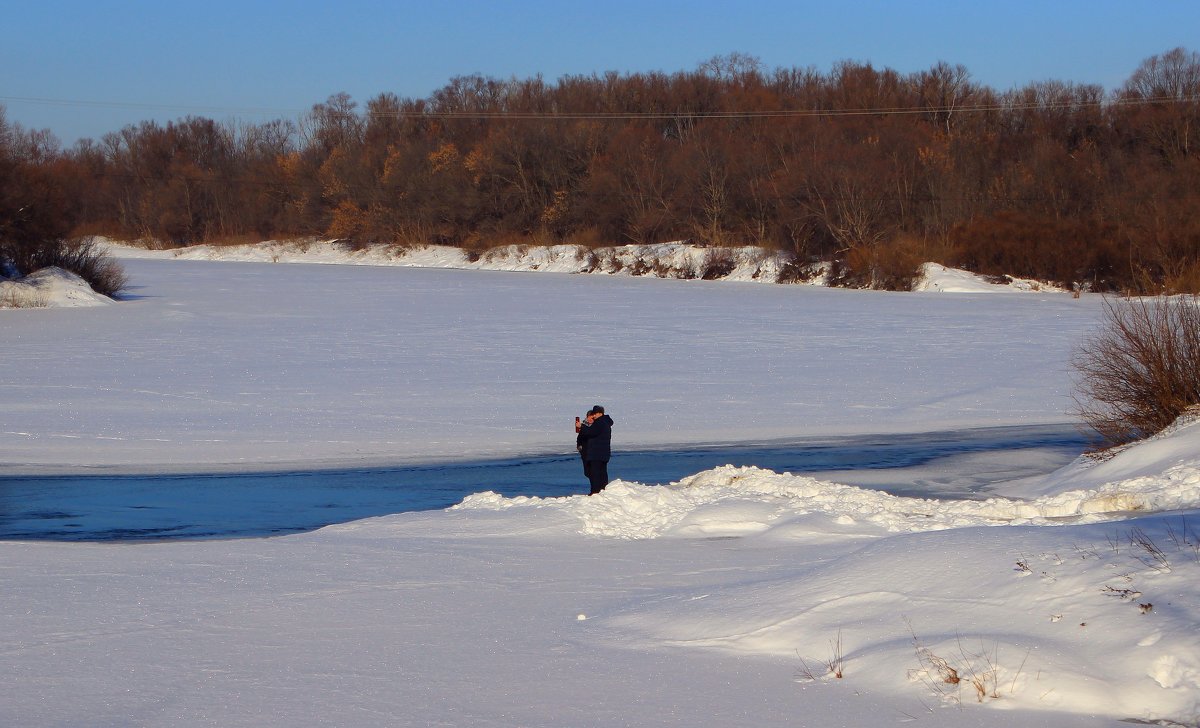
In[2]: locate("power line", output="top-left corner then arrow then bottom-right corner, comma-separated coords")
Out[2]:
2,92 -> 1197,123
0,95 -> 297,117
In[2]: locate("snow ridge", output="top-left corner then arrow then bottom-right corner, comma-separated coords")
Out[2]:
455,460 -> 1200,540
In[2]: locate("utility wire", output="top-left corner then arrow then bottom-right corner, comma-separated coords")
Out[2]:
2,93 -> 1198,122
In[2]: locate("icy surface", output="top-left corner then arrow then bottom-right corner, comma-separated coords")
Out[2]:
2,252 -> 1100,472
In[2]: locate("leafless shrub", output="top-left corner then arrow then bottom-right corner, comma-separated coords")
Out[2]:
776,256 -> 822,284
1106,532 -> 1122,555
578,251 -> 601,273
825,630 -> 845,679
1164,516 -> 1200,563
1129,526 -> 1172,572
957,636 -> 1003,703
906,622 -> 1024,705
606,253 -> 624,273
700,248 -> 737,280
795,629 -> 845,681
651,259 -> 696,279
908,628 -> 961,704
47,237 -> 128,297
1101,585 -> 1144,600
828,235 -> 926,291
6,235 -> 128,298
1073,295 -> 1200,447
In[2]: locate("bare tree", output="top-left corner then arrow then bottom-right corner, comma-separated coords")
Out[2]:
914,61 -> 974,134
1119,47 -> 1200,158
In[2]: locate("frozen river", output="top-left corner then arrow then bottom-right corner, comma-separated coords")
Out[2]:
0,424 -> 1087,541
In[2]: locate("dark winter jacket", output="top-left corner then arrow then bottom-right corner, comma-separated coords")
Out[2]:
577,415 -> 614,462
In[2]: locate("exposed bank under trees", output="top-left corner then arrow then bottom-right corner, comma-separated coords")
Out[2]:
3,49 -> 1199,292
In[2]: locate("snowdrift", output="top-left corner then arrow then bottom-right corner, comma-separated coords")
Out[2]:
0,266 -> 114,308
914,262 -> 1064,294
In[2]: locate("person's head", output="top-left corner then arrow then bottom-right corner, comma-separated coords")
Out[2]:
591,405 -> 604,416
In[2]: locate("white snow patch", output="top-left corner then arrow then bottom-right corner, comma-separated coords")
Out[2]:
0,266 -> 113,308
914,262 -> 1062,293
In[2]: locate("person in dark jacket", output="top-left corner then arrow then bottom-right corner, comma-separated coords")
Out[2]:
576,405 -> 613,495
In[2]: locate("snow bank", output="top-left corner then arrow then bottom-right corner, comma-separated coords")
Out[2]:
107,238 -> 1067,294
459,460 -> 1200,538
0,266 -> 113,308
108,238 -> 793,283
914,262 -> 1063,293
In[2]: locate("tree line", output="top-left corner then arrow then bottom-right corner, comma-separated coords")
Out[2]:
3,48 -> 1199,291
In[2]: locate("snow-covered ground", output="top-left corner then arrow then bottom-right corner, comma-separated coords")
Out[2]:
2,249 -> 1198,726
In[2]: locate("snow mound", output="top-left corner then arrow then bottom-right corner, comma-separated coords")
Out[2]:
1008,415 -> 1200,498
915,263 -> 1062,293
454,454 -> 1200,541
0,267 -> 113,308
457,420 -> 1200,540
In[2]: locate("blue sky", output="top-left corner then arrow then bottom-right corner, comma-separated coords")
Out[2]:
2,0 -> 1197,145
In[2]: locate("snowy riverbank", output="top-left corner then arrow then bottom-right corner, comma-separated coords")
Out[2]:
103,237 -> 1060,293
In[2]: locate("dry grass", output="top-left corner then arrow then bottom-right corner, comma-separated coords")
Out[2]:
795,629 -> 846,681
0,285 -> 48,309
